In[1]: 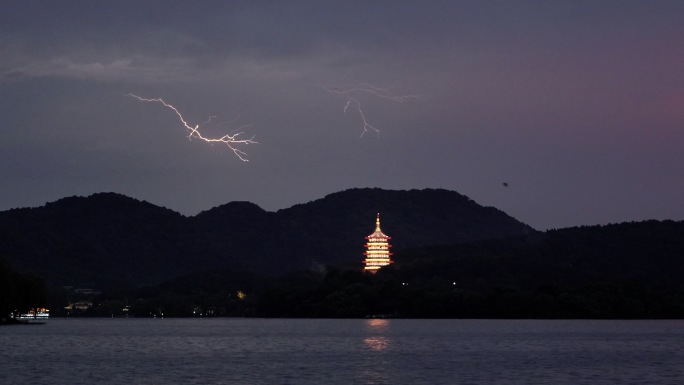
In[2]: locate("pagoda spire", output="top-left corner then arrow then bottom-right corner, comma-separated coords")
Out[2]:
375,213 -> 381,231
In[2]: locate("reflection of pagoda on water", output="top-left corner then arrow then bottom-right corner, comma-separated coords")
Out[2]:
363,213 -> 393,273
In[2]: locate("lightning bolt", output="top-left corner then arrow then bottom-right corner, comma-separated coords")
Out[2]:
326,83 -> 419,137
127,93 -> 257,161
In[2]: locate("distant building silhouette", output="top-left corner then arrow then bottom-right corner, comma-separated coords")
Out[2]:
363,213 -> 393,273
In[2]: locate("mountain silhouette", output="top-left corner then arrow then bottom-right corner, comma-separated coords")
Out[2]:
0,188 -> 533,288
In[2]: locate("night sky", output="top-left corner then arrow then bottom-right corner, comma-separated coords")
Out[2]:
1,1 -> 682,230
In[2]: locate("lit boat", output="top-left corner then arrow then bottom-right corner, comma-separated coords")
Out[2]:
14,308 -> 50,321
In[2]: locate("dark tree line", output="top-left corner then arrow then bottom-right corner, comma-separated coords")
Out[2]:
81,262 -> 684,319
0,258 -> 46,323
255,267 -> 684,319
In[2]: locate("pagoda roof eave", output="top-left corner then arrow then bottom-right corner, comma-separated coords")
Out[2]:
365,230 -> 391,239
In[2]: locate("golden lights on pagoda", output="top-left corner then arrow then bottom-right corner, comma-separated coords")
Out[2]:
363,213 -> 393,273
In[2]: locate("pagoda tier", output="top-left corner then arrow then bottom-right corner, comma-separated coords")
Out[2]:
363,213 -> 393,273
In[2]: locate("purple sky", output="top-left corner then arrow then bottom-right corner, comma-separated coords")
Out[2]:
1,1 -> 682,230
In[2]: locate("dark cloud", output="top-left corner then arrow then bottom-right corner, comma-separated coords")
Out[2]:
1,1 -> 682,229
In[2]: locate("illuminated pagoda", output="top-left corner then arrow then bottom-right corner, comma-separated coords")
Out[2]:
363,213 -> 393,273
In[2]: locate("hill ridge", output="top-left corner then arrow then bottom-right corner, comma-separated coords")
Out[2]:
0,188 -> 533,288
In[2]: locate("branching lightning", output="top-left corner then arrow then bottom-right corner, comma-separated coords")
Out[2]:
326,83 -> 419,137
127,93 -> 256,161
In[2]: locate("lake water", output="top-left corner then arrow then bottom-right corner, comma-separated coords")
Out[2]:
1,318 -> 683,384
